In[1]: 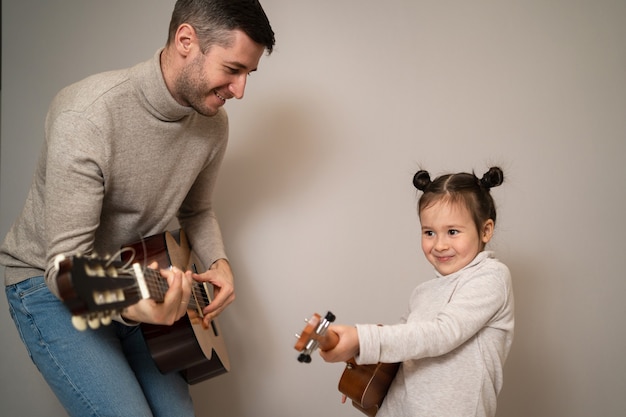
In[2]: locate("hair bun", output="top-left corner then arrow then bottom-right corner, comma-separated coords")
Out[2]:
480,167 -> 504,189
413,170 -> 431,191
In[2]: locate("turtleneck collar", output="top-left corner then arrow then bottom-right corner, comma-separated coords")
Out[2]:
435,250 -> 494,279
130,48 -> 196,122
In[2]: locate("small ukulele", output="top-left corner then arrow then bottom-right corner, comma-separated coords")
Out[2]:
294,311 -> 400,417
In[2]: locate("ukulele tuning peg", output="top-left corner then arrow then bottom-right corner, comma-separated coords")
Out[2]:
71,315 -> 88,331
297,353 -> 312,363
295,333 -> 301,339
100,315 -> 112,326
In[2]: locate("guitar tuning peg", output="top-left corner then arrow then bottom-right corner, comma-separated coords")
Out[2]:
100,315 -> 112,326
88,316 -> 101,329
72,315 -> 88,331
53,254 -> 67,272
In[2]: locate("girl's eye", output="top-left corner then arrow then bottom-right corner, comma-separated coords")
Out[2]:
423,230 -> 434,237
448,229 -> 459,236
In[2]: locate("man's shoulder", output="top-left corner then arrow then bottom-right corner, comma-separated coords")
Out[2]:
53,68 -> 131,109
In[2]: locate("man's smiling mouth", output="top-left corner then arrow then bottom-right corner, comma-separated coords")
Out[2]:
214,91 -> 226,103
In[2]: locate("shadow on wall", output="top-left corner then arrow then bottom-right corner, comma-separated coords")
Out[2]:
497,256 -> 567,417
190,96 -> 331,416
216,98 -> 328,225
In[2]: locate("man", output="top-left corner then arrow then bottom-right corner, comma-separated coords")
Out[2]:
0,0 -> 275,416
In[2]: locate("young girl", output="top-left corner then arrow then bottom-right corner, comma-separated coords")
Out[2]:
320,167 -> 514,417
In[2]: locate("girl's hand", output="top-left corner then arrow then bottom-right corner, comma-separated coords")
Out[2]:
319,324 -> 360,363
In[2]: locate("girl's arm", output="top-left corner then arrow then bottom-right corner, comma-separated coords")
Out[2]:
358,265 -> 512,364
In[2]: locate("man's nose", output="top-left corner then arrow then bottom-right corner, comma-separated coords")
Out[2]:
229,75 -> 247,99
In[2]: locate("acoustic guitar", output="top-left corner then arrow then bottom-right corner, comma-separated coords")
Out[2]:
294,311 -> 400,416
56,229 -> 230,384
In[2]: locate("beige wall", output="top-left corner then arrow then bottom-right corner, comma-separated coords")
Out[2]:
2,1 -> 625,416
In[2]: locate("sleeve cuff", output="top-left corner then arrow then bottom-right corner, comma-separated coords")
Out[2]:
355,323 -> 381,365
112,313 -> 140,326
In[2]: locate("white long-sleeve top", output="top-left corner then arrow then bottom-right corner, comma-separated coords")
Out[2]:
356,251 -> 514,417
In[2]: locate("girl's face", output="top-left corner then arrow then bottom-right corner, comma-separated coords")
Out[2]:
420,199 -> 494,276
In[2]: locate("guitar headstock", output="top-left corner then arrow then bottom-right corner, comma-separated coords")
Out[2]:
56,254 -> 142,331
294,311 -> 336,363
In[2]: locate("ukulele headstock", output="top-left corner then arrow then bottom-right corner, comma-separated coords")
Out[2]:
294,311 -> 336,363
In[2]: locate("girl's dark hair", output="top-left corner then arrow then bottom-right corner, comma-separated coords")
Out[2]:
412,167 -> 504,233
168,0 -> 275,54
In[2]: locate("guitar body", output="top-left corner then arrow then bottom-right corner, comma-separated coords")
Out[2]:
57,229 -> 230,385
140,318 -> 228,384
122,230 -> 230,384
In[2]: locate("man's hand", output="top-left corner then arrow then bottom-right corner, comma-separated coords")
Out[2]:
121,262 -> 193,325
192,258 -> 235,328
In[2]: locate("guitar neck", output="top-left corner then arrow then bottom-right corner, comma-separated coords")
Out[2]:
140,267 -> 209,312
315,328 -> 339,351
294,312 -> 340,363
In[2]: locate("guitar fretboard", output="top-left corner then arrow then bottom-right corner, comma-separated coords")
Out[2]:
139,267 -> 211,314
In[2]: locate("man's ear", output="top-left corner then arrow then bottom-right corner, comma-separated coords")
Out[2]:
175,23 -> 196,56
481,219 -> 494,244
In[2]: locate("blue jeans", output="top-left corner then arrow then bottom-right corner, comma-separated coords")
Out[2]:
6,276 -> 195,417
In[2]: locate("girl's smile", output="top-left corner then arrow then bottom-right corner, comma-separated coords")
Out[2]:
420,199 -> 493,276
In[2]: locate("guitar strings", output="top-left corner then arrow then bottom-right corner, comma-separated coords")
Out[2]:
109,246 -> 137,273
108,233 -> 213,311
138,268 -> 211,311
